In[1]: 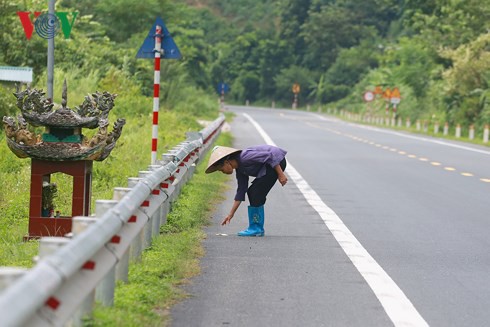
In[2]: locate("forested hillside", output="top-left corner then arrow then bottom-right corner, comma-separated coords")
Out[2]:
190,0 -> 490,134
1,0 -> 490,132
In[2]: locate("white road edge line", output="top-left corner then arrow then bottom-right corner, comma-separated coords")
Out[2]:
243,113 -> 428,327
311,113 -> 490,156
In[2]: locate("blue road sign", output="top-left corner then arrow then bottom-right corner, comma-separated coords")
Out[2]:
217,82 -> 230,95
136,17 -> 181,59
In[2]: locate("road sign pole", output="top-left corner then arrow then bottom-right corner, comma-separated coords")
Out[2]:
47,0 -> 55,100
136,17 -> 181,164
151,25 -> 162,165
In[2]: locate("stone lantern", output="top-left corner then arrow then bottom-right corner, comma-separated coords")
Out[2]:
2,81 -> 125,238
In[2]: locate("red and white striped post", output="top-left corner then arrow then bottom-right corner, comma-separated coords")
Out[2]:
151,25 -> 163,164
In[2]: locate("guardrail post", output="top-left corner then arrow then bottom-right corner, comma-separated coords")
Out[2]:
128,177 -> 153,248
443,122 -> 449,135
0,267 -> 27,291
93,200 -> 118,306
138,171 -> 162,239
456,124 -> 461,138
114,187 -> 145,262
484,124 -> 489,143
434,122 -> 440,134
38,236 -> 71,258
469,124 -> 475,140
161,153 -> 179,204
36,237 -> 71,325
159,175 -> 176,225
148,165 -> 169,229
70,217 -> 98,326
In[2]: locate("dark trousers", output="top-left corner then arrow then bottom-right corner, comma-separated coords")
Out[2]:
247,158 -> 287,207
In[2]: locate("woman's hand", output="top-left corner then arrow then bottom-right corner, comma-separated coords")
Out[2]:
222,201 -> 241,226
274,164 -> 288,186
221,214 -> 233,225
278,172 -> 288,186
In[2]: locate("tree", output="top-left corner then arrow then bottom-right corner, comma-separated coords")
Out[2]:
277,0 -> 312,64
381,37 -> 439,97
405,0 -> 490,49
257,38 -> 290,100
439,33 -> 490,126
274,65 -> 315,106
300,3 -> 377,71
231,71 -> 260,103
314,41 -> 380,103
94,0 -> 175,43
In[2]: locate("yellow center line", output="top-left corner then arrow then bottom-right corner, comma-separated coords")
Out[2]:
300,124 -> 487,184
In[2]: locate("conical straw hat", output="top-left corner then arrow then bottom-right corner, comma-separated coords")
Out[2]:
205,146 -> 241,174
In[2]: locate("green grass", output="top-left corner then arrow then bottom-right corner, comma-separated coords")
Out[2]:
0,123 -> 233,325
87,132 -> 232,326
0,110 -> 205,265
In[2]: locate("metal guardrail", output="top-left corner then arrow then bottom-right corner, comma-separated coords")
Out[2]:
0,114 -> 225,327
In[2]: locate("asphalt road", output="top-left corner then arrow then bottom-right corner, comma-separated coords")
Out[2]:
170,106 -> 490,327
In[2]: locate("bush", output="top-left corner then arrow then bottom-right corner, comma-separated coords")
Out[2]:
0,83 -> 18,118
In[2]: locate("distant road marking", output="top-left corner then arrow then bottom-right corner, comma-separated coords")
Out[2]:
295,112 -> 489,185
481,178 -> 490,183
331,117 -> 490,156
461,172 -> 474,177
244,112 -> 429,327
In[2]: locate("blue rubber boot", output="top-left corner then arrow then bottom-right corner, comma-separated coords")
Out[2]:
238,205 -> 265,237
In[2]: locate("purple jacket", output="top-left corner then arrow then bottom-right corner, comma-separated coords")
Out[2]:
234,145 -> 287,201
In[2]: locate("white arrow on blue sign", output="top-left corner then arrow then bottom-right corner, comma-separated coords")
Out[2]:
136,17 -> 181,59
217,82 -> 230,95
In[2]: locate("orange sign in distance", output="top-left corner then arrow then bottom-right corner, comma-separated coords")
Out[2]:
390,87 -> 401,104
391,87 -> 401,99
374,85 -> 383,95
292,83 -> 300,94
383,88 -> 392,99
